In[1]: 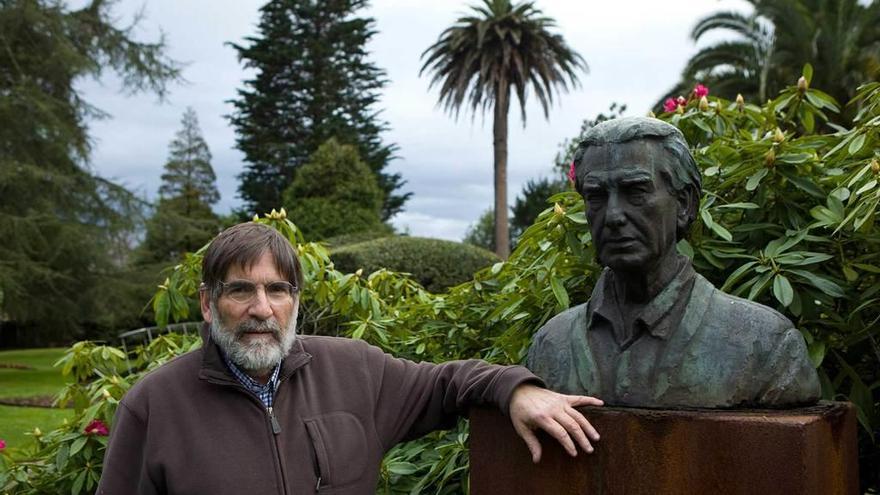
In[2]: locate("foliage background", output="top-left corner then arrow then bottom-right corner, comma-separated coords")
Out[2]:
2,75 -> 879,493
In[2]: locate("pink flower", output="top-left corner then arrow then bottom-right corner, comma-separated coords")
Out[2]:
567,161 -> 576,182
0,438 -> 6,450
84,419 -> 109,436
693,84 -> 709,98
676,96 -> 687,106
663,98 -> 677,113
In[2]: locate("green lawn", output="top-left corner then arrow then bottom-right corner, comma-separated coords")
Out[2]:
0,348 -> 71,399
0,404 -> 73,452
0,348 -> 74,465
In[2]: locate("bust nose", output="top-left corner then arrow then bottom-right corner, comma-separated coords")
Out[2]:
605,192 -> 626,227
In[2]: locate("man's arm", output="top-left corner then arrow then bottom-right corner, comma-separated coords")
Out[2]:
364,342 -> 602,461
97,402 -> 161,495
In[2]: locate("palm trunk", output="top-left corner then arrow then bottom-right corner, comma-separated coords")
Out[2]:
492,82 -> 511,259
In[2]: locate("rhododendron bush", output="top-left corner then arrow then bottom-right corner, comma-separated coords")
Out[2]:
2,67 -> 879,493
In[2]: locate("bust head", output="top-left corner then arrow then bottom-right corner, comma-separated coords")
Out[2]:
572,117 -> 701,272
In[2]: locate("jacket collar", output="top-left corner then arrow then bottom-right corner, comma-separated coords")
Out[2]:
197,322 -> 312,385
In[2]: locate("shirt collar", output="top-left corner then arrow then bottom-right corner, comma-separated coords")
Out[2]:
222,353 -> 281,394
588,256 -> 696,340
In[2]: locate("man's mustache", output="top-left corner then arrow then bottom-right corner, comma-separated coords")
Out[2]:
233,318 -> 282,339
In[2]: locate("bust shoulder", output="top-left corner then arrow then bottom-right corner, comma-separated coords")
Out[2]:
701,275 -> 795,337
532,303 -> 588,344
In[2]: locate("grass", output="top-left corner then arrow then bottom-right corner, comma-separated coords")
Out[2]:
0,348 -> 71,399
0,348 -> 74,466
0,405 -> 73,452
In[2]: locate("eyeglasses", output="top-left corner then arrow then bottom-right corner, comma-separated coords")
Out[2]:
217,280 -> 298,304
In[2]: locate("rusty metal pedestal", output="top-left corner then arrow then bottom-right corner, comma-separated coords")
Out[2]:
469,402 -> 857,495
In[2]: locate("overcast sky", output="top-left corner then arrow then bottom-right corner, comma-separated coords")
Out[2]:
77,0 -> 749,241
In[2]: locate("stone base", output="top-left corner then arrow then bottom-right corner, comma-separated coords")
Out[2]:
469,402 -> 857,495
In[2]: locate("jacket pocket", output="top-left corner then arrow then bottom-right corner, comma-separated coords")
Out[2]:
303,412 -> 368,490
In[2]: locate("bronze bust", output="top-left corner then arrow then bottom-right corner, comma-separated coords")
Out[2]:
526,117 -> 821,408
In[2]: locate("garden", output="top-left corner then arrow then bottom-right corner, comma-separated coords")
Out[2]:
1,74 -> 879,493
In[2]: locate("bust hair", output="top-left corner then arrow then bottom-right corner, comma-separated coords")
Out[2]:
573,116 -> 701,238
201,222 -> 304,301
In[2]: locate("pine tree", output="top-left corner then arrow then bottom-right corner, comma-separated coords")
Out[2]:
140,108 -> 220,263
228,0 -> 409,220
0,0 -> 180,342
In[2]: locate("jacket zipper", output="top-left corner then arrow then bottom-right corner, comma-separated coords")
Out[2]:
267,406 -> 282,434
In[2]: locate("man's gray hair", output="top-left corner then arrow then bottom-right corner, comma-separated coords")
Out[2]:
572,116 -> 701,197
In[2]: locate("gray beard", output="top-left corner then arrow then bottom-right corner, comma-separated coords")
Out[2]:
209,302 -> 298,375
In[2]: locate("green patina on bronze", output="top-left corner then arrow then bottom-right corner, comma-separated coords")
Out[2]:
526,117 -> 820,408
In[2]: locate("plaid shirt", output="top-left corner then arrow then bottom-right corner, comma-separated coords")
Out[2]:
222,355 -> 281,409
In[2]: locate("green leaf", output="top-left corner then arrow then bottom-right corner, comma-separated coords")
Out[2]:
802,63 -> 813,84
716,202 -> 759,210
854,179 -> 876,197
72,470 -> 86,495
745,168 -> 768,191
848,134 -> 866,155
776,169 -> 824,199
777,152 -> 813,164
722,261 -> 758,292
788,269 -> 845,297
549,276 -> 569,310
807,340 -> 825,367
709,222 -> 732,242
69,436 -> 87,457
772,274 -> 794,306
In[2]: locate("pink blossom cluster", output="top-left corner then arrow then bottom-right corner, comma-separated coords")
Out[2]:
568,161 -> 576,183
663,84 -> 710,112
84,419 -> 110,436
0,438 -> 6,450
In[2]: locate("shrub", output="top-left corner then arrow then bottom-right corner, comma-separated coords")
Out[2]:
331,236 -> 499,293
283,138 -> 385,240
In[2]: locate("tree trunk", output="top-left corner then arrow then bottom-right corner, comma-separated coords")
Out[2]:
492,83 -> 511,259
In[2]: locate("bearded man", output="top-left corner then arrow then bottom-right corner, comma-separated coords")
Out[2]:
98,222 -> 603,494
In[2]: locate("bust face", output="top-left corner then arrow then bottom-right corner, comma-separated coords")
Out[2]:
580,140 -> 683,273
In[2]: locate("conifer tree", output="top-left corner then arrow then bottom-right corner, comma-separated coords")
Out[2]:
228,0 -> 409,219
0,0 -> 180,342
140,108 -> 220,264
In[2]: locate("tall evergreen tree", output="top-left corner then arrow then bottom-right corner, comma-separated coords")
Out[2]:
140,108 -> 220,264
228,0 -> 408,220
0,0 -> 180,342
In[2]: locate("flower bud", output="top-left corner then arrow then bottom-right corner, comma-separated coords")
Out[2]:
676,104 -> 684,115
736,93 -> 745,110
797,76 -> 808,94
871,158 -> 880,174
773,128 -> 785,143
553,203 -> 565,215
253,214 -> 260,222
102,388 -> 112,400
764,149 -> 776,168
355,268 -> 363,277
33,427 -> 42,437
699,96 -> 709,111
647,111 -> 656,118
279,207 -> 287,219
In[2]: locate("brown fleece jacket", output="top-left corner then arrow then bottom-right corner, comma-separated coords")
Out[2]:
97,332 -> 539,494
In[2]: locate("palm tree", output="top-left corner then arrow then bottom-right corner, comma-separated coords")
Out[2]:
420,0 -> 587,258
660,0 -> 880,123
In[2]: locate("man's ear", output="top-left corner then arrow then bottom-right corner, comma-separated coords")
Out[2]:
199,286 -> 213,324
676,187 -> 698,235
